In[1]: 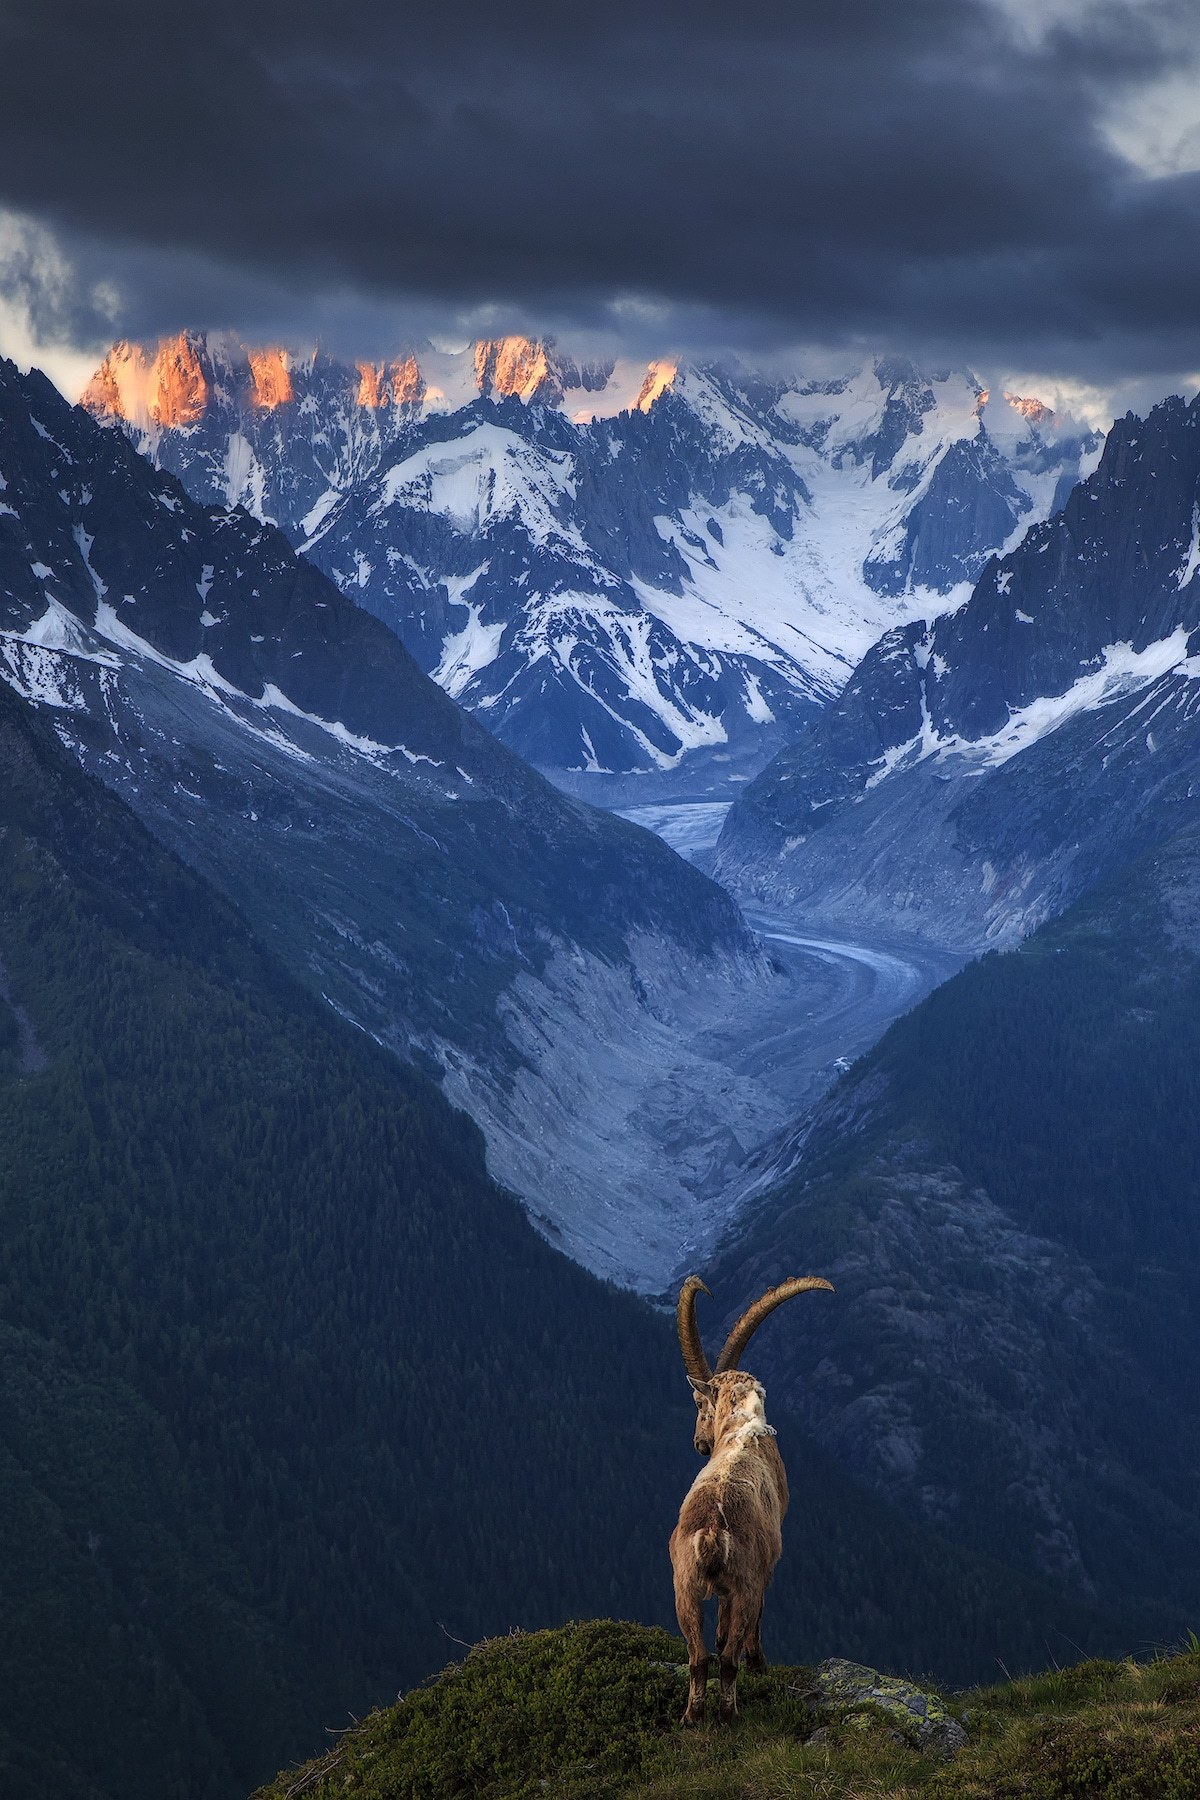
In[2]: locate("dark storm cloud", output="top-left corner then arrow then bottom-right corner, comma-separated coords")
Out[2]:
2,0 -> 1199,371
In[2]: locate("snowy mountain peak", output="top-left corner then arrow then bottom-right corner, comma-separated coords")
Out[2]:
82,332 -> 1102,784
1002,390 -> 1055,426
715,387 -> 1200,947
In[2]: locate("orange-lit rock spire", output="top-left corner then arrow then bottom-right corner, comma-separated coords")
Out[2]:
356,355 -> 426,408
356,361 -> 385,408
82,353 -> 127,420
148,334 -> 208,427
634,359 -> 677,411
474,336 -> 553,402
390,354 -> 424,406
248,347 -> 294,409
1003,391 -> 1055,426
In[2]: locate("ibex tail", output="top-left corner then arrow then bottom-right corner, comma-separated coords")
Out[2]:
693,1523 -> 730,1582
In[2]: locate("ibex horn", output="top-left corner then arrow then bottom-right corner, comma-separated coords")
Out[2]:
715,1276 -> 835,1373
676,1275 -> 714,1385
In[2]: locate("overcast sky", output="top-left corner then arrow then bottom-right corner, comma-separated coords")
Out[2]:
2,0 -> 1199,413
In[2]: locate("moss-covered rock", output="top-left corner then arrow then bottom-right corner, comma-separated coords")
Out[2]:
808,1656 -> 968,1757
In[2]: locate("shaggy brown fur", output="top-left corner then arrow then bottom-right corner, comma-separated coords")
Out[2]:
669,1370 -> 788,1725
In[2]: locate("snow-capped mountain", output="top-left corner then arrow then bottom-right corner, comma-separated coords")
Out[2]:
83,334 -> 1099,787
0,355 -> 811,1287
715,392 -> 1200,949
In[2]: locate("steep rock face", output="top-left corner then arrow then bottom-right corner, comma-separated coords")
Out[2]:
703,823 -> 1200,1638
864,431 -> 1030,595
83,335 -> 1098,784
716,394 -> 1200,948
0,356 -> 791,1282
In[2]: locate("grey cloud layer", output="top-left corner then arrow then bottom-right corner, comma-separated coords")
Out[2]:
2,0 -> 1199,371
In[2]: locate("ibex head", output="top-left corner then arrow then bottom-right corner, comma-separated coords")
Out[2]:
676,1273 -> 834,1455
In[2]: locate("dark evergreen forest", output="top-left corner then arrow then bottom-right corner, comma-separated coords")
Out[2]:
710,818 -> 1200,1646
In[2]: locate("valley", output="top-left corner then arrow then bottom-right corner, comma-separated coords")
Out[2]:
619,798 -> 961,1106
589,797 -> 965,1283
437,827 -> 961,1291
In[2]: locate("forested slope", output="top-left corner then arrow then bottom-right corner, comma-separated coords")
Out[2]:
0,673 -> 690,1795
707,815 -> 1200,1640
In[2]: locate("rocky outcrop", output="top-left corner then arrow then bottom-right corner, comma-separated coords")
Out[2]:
807,1658 -> 968,1756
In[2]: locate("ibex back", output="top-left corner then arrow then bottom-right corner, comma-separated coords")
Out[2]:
670,1275 -> 833,1726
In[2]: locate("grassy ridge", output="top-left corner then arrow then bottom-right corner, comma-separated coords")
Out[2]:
253,1619 -> 1200,1800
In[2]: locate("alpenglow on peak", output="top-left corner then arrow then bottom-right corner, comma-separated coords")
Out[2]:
83,333 -> 1100,783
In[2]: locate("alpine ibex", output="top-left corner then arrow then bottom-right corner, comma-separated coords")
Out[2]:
670,1274 -> 834,1725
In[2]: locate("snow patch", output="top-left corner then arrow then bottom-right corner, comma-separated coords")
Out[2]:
87,600 -> 433,766
0,603 -> 120,709
300,487 -> 340,539
434,577 -> 505,700
1177,504 -> 1200,589
71,524 -> 108,600
223,433 -> 266,517
377,423 -> 579,550
959,631 -> 1193,766
742,669 -> 775,723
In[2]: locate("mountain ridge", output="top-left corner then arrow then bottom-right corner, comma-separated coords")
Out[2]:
82,332 -> 1100,783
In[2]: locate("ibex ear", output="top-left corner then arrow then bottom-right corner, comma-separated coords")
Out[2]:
687,1376 -> 712,1394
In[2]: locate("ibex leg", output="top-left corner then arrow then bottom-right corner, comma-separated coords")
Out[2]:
674,1580 -> 709,1727
718,1597 -> 757,1721
744,1598 -> 767,1672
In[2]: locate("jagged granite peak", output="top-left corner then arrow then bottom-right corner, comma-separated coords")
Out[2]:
471,335 -> 623,404
83,334 -> 1100,784
715,391 -> 1200,948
